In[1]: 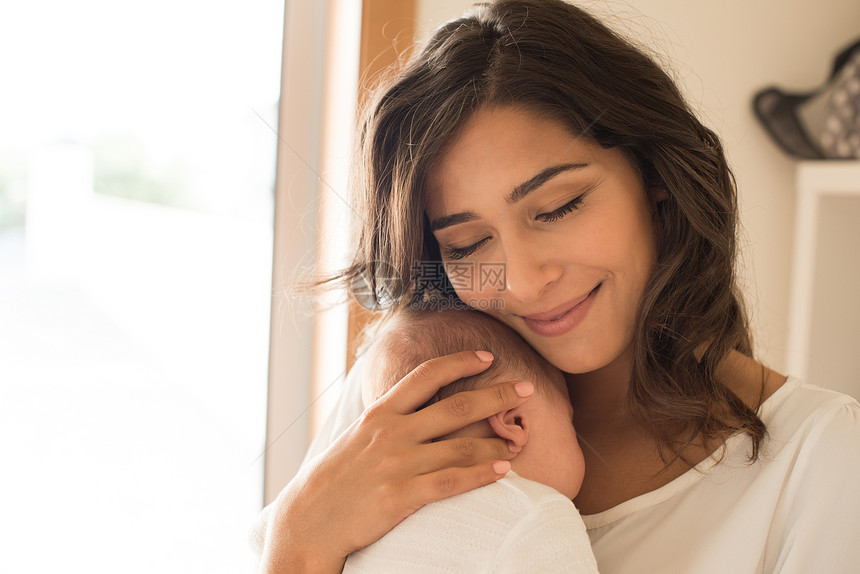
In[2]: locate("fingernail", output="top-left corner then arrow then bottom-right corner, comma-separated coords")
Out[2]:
514,381 -> 534,397
492,460 -> 511,475
474,351 -> 494,362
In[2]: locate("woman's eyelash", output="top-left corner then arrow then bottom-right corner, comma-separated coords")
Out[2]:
444,237 -> 489,260
536,195 -> 585,223
443,193 -> 587,259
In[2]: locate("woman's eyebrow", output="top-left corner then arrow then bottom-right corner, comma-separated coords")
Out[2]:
430,211 -> 478,231
507,162 -> 589,203
429,162 -> 589,231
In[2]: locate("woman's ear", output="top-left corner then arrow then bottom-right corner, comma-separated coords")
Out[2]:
488,406 -> 529,454
648,187 -> 669,225
649,187 -> 669,203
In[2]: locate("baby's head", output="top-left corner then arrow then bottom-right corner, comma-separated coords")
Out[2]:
362,308 -> 585,500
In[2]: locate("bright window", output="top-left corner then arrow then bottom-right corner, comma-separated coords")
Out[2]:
0,1 -> 283,571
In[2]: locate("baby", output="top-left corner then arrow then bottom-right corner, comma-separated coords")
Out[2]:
343,308 -> 599,573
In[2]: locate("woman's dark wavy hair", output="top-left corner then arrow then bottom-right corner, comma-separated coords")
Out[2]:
341,0 -> 766,464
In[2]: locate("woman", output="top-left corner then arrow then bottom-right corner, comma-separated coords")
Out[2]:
259,1 -> 860,571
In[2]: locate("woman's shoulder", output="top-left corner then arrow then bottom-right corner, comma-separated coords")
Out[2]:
761,376 -> 859,425
720,351 -> 857,421
756,377 -> 860,463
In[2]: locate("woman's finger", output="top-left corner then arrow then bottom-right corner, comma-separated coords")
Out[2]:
400,461 -> 513,512
410,381 -> 534,442
409,436 -> 515,475
379,350 -> 496,413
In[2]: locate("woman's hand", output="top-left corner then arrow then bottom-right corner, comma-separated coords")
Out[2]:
259,350 -> 534,573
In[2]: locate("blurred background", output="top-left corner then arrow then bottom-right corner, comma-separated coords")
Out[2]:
1,0 -> 858,572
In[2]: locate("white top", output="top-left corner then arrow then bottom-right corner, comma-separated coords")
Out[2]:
582,377 -> 860,574
253,366 -> 860,573
342,471 -> 599,574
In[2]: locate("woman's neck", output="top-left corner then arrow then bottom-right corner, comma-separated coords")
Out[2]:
565,343 -> 635,424
567,344 -> 787,514
565,344 -> 786,417
714,349 -> 787,408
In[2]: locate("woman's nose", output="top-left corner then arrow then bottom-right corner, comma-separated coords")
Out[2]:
501,238 -> 562,304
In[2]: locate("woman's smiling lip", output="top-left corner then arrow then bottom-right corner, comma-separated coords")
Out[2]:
517,284 -> 601,337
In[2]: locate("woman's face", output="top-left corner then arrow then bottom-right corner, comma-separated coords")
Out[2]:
425,106 -> 662,374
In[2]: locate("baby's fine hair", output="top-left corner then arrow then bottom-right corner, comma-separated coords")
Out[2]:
363,308 -> 563,406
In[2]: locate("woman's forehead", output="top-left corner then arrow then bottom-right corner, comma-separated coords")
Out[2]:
425,107 -> 602,209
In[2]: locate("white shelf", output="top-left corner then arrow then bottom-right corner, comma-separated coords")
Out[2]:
786,161 -> 860,380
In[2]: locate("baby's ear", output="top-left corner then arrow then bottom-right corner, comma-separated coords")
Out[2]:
488,406 -> 528,454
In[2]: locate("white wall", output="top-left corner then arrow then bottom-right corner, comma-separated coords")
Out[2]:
416,0 -> 860,382
808,195 -> 860,398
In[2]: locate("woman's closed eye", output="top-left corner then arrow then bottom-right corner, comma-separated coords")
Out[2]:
535,194 -> 585,223
441,194 -> 588,260
444,236 -> 490,260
